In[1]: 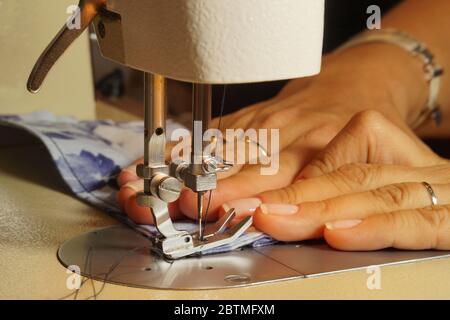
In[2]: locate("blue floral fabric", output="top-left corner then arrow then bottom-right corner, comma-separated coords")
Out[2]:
0,112 -> 274,254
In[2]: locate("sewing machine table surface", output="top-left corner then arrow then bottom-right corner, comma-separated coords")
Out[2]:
1,129 -> 450,299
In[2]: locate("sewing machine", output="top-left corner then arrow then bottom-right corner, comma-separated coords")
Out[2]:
28,0 -> 323,258
25,0 -> 450,290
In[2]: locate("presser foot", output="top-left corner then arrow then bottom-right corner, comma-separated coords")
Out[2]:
152,208 -> 253,260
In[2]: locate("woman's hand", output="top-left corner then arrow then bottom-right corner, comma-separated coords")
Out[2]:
252,110 -> 450,250
117,43 -> 428,225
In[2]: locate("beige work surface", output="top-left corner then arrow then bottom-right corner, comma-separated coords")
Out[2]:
0,0 -> 95,120
1,120 -> 450,300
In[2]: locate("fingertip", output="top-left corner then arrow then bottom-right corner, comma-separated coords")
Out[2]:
125,194 -> 155,225
252,207 -> 268,228
117,170 -> 139,187
253,205 -> 323,241
323,228 -> 353,251
117,186 -> 136,210
252,208 -> 290,241
297,165 -> 321,180
323,220 -> 383,251
294,174 -> 306,182
117,180 -> 143,209
118,159 -> 144,187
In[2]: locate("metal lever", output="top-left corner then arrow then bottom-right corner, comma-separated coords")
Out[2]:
137,73 -> 186,239
203,156 -> 233,174
27,0 -> 106,93
203,208 -> 237,238
166,209 -> 254,260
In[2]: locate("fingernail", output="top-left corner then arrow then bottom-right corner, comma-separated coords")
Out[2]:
325,219 -> 362,230
123,180 -> 144,192
222,198 -> 262,216
260,204 -> 298,215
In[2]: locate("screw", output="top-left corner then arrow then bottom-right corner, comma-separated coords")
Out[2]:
97,21 -> 106,38
158,177 -> 182,202
224,274 -> 251,284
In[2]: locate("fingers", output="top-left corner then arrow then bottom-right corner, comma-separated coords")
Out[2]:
117,180 -> 143,210
117,159 -> 143,187
259,164 -> 413,204
118,101 -> 346,222
179,147 -> 304,220
117,138 -> 302,223
299,110 -> 440,180
324,204 -> 450,250
259,162 -> 450,205
254,182 -> 450,241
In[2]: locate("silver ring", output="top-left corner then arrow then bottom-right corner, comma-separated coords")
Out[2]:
244,137 -> 269,158
422,182 -> 439,206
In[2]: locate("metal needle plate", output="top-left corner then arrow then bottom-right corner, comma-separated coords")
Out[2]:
255,241 -> 450,278
58,226 -> 450,290
58,226 -> 301,290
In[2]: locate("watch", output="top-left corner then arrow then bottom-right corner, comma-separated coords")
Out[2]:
339,28 -> 444,130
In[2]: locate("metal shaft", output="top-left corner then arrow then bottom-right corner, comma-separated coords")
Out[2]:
192,84 -> 212,240
197,192 -> 205,240
144,73 -> 167,193
191,84 -> 212,170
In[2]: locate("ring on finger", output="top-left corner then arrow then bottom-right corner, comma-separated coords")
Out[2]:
422,181 -> 439,206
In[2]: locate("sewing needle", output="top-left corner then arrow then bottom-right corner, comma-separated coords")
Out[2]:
198,191 -> 204,241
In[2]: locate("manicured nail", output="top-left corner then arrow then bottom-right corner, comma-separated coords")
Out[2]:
222,198 -> 262,216
260,204 -> 298,215
123,180 -> 144,192
325,219 -> 362,230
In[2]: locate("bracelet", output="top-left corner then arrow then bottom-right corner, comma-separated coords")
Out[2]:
339,28 -> 444,130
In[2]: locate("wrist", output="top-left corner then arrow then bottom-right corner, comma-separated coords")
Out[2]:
323,42 -> 429,126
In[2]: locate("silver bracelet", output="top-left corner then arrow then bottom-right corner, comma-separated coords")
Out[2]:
339,28 -> 444,130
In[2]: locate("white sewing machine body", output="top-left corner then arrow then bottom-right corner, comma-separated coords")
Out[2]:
95,0 -> 324,83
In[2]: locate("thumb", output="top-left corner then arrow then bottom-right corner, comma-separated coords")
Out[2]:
323,205 -> 450,251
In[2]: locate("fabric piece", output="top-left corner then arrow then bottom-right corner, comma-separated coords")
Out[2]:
0,112 -> 275,254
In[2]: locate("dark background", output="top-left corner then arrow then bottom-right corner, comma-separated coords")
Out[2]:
211,0 -> 402,117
